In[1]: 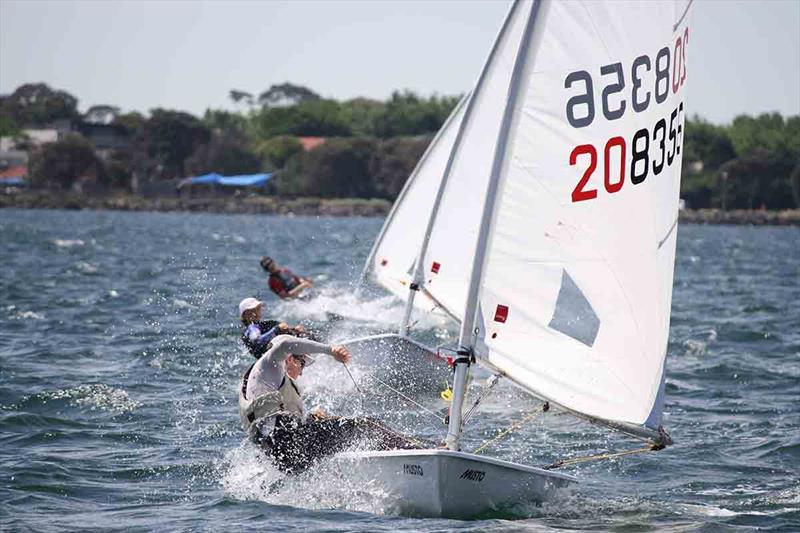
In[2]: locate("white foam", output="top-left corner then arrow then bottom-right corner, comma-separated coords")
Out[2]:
220,440 -> 395,516
8,306 -> 45,320
274,285 -> 450,337
53,238 -> 85,248
172,298 -> 193,309
44,384 -> 140,414
75,261 -> 99,274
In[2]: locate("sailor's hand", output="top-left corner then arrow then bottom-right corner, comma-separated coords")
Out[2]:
330,345 -> 350,364
278,322 -> 291,332
310,408 -> 327,419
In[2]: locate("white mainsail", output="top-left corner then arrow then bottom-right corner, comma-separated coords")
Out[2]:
336,0 -> 691,517
362,96 -> 468,311
459,0 -> 692,436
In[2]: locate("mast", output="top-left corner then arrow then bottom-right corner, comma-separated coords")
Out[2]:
445,0 -> 544,451
397,1 -> 522,336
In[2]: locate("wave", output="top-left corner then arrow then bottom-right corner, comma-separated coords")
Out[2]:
13,384 -> 140,415
5,305 -> 45,320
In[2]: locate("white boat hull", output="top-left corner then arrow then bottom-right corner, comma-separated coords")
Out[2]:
334,449 -> 576,518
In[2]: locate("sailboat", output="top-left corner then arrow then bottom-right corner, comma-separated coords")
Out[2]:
339,0 -> 692,518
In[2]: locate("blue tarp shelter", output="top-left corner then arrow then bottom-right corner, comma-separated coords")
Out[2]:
189,172 -> 223,184
179,172 -> 273,188
0,176 -> 26,186
217,174 -> 272,187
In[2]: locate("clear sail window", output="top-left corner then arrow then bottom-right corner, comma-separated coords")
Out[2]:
548,270 -> 600,347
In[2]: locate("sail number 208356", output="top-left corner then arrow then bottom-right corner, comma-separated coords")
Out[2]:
564,28 -> 689,203
570,103 -> 684,202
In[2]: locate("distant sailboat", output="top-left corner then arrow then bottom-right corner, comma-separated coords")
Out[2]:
342,0 -> 692,518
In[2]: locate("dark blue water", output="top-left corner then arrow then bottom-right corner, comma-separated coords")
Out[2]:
1,209 -> 798,532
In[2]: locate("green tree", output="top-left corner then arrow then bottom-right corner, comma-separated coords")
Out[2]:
728,113 -> 790,157
186,134 -> 262,176
1,83 -> 79,126
252,99 -> 352,138
340,97 -> 384,136
258,83 -> 321,108
278,137 -> 377,197
29,134 -> 103,190
203,109 -> 249,138
113,111 -> 147,134
372,91 -> 460,137
144,109 -> 211,178
681,116 -> 736,208
229,89 -> 254,107
683,116 -> 736,169
370,135 -> 432,199
255,135 -> 304,169
0,110 -> 20,137
717,149 -> 796,209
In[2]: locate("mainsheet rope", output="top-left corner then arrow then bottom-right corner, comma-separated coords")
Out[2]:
341,362 -> 440,449
544,444 -> 661,470
472,402 -> 549,454
344,365 -> 661,467
342,363 -> 446,425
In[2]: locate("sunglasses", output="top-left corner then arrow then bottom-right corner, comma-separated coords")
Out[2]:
292,355 -> 307,368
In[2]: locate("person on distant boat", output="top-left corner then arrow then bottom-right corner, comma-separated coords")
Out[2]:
260,256 -> 313,300
239,335 -> 420,474
239,297 -> 312,358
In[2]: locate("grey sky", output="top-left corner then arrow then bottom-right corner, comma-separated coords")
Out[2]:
1,0 -> 798,124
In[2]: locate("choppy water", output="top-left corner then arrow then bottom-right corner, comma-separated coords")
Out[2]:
1,209 -> 798,532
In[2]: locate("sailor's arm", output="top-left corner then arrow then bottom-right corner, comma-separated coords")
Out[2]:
287,279 -> 312,298
245,323 -> 282,352
265,335 -> 350,364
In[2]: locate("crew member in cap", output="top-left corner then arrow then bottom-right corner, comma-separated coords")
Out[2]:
239,297 -> 315,358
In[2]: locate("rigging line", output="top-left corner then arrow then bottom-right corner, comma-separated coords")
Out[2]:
544,443 -> 661,470
673,0 -> 693,32
342,363 -> 439,449
358,416 -> 438,450
472,402 -> 549,455
407,302 -> 441,331
370,374 -> 447,425
342,363 -> 364,397
658,215 -> 679,249
462,374 -> 502,425
342,362 -> 446,425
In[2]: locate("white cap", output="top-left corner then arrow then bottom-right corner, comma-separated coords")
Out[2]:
238,297 -> 262,317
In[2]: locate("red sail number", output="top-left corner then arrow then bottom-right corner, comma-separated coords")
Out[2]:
570,137 -> 627,202
569,144 -> 598,202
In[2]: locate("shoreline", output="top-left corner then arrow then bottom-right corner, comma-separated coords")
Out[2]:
2,191 -> 799,225
0,191 -> 391,217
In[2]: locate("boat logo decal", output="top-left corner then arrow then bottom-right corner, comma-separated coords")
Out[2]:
431,261 -> 441,274
403,464 -> 424,476
460,469 -> 485,482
